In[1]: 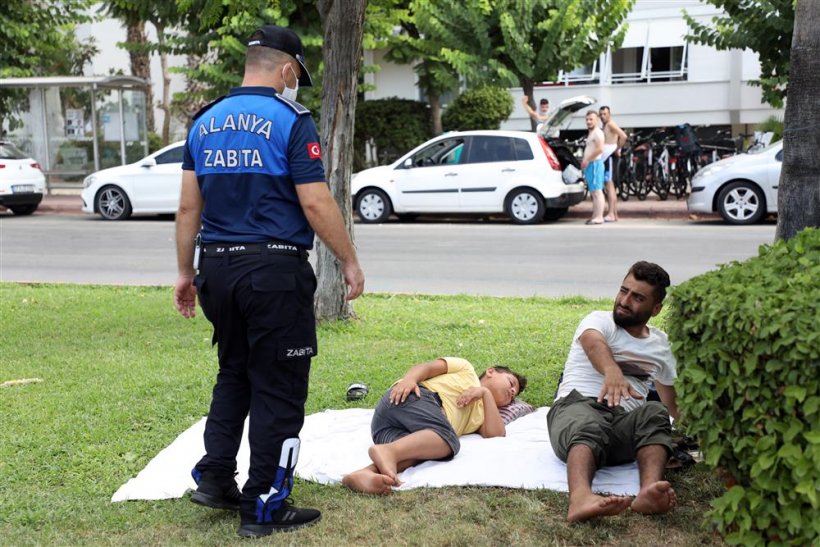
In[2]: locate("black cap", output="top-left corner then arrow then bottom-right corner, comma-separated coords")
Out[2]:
247,25 -> 313,87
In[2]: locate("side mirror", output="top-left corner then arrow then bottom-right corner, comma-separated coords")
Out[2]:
403,158 -> 413,168
140,158 -> 157,168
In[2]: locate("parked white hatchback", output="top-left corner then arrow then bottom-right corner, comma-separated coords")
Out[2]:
0,140 -> 46,216
351,129 -> 586,224
687,140 -> 782,225
82,141 -> 184,220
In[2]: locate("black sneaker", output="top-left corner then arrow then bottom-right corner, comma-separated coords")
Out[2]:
190,472 -> 241,511
237,501 -> 321,537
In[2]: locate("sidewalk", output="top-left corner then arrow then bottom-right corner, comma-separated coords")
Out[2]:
32,191 -> 702,220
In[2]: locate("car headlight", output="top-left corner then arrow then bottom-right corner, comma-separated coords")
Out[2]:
83,175 -> 96,188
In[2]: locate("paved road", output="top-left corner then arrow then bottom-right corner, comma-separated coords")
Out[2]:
0,214 -> 775,298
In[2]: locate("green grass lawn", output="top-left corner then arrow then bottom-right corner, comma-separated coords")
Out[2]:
0,284 -> 723,545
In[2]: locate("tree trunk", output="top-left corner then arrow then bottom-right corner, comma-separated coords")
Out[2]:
126,20 -> 155,133
429,91 -> 443,135
521,78 -> 536,132
155,23 -> 172,145
315,0 -> 368,321
776,0 -> 820,241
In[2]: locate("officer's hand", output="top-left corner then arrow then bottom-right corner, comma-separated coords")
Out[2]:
343,260 -> 365,301
389,378 -> 420,405
174,274 -> 197,319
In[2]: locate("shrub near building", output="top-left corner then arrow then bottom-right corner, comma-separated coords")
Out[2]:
442,86 -> 513,131
666,228 -> 819,546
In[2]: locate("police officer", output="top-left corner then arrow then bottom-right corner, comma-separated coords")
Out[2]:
173,24 -> 365,538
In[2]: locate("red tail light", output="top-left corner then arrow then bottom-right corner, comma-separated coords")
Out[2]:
31,163 -> 41,170
538,137 -> 561,171
0,163 -> 6,168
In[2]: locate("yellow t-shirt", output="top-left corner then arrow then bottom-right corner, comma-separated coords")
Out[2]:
420,357 -> 485,436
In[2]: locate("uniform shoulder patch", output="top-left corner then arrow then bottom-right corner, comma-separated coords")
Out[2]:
274,94 -> 311,115
191,96 -> 227,121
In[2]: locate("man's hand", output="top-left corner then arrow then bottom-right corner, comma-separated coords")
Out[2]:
343,260 -> 365,301
521,95 -> 530,105
457,386 -> 488,408
581,158 -> 589,169
174,274 -> 197,319
598,369 -> 643,408
389,378 -> 420,405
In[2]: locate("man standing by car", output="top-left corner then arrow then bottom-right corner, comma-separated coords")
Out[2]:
599,106 -> 628,222
521,96 -> 550,131
173,24 -> 364,538
581,111 -> 605,225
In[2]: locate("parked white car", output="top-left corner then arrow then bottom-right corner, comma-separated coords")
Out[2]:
81,141 -> 184,220
0,140 -> 46,216
352,97 -> 594,224
687,140 -> 782,225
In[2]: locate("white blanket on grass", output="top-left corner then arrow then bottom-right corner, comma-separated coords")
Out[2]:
111,407 -> 640,502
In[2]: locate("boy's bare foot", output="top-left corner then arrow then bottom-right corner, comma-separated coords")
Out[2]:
342,469 -> 396,495
368,445 -> 400,484
567,492 -> 632,522
631,481 -> 677,514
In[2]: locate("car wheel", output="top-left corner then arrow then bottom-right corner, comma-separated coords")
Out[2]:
9,204 -> 38,216
356,188 -> 392,223
506,188 -> 544,224
717,181 -> 765,225
542,207 -> 568,222
96,185 -> 132,220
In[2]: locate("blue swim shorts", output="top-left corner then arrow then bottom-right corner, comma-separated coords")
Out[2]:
584,160 -> 605,192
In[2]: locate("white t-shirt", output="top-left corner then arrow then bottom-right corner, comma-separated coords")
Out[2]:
554,311 -> 677,412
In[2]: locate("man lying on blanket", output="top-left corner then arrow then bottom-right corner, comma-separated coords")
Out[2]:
549,260 -> 679,522
343,357 -> 527,495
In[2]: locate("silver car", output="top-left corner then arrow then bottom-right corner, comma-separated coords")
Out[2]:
687,141 -> 782,224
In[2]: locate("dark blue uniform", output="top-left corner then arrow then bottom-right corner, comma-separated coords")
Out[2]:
183,86 -> 325,523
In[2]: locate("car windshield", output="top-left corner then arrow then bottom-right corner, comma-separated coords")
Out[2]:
0,142 -> 28,160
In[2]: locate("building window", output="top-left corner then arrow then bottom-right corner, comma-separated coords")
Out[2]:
611,47 -> 646,83
648,46 -> 687,82
557,61 -> 599,85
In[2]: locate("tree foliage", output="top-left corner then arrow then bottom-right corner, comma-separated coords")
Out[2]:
414,0 -> 633,128
442,86 -> 513,131
684,0 -> 795,108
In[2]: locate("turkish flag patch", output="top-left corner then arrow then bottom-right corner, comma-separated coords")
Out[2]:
307,142 -> 322,159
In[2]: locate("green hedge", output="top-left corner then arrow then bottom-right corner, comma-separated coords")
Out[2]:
441,86 -> 513,132
353,98 -> 432,171
666,228 -> 820,545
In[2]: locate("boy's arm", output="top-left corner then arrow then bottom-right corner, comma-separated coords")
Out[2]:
389,358 -> 448,405
457,387 -> 506,438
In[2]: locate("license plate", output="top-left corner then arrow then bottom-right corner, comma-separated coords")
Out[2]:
12,185 -> 35,193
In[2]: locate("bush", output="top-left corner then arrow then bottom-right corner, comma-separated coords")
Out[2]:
354,98 -> 432,171
441,86 -> 513,132
666,228 -> 820,546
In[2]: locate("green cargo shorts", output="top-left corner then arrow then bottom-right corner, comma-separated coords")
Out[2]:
547,389 -> 672,468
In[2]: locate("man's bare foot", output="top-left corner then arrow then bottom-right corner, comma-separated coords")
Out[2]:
631,481 -> 677,514
604,215 -> 617,222
368,445 -> 400,484
567,493 -> 632,522
342,469 -> 396,495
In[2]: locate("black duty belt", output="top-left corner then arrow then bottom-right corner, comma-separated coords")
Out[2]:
201,241 -> 307,259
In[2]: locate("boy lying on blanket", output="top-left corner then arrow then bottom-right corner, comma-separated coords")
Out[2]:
342,357 -> 527,495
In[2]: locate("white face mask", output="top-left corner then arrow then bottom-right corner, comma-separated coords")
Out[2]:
281,64 -> 299,101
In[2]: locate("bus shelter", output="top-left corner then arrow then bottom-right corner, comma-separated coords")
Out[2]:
0,75 -> 148,191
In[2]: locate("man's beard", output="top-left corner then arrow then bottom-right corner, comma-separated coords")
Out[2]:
612,304 -> 652,328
